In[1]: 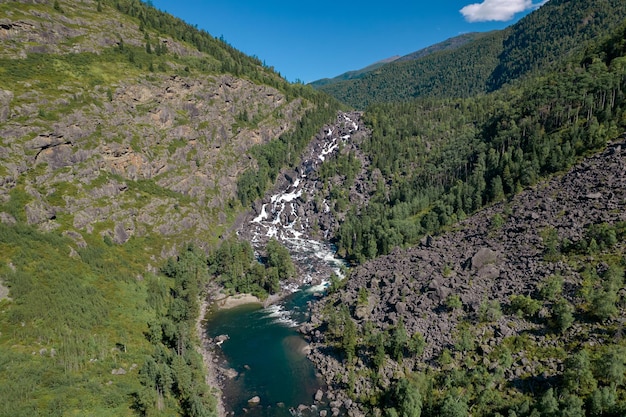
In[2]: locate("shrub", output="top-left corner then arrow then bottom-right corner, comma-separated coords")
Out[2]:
445,294 -> 463,311
478,299 -> 502,322
551,298 -> 574,333
509,295 -> 542,317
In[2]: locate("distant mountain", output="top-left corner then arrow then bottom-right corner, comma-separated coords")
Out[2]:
309,56 -> 400,88
310,32 -> 486,89
393,31 -> 489,63
316,0 -> 626,108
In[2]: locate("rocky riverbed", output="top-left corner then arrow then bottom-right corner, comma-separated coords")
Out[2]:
202,111 -> 371,416
236,110 -> 370,288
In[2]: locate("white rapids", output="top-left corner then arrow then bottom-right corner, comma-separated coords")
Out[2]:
245,113 -> 360,287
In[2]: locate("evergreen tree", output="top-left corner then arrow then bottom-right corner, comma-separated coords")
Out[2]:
390,378 -> 422,417
563,350 -> 597,396
440,390 -> 468,417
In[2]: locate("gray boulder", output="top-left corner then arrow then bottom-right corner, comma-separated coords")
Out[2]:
0,90 -> 13,121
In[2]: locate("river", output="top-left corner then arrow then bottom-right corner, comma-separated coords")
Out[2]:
206,286 -> 328,416
205,112 -> 361,416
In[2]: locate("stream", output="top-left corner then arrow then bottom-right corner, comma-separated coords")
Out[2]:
205,113 -> 361,416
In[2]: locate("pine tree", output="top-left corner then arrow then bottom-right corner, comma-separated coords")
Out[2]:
391,378 -> 423,417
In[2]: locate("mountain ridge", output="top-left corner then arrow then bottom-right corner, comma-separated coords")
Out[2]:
309,32 -> 487,89
316,0 -> 626,109
309,56 -> 400,88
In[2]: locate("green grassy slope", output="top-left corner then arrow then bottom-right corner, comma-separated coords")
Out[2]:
0,0 -> 339,415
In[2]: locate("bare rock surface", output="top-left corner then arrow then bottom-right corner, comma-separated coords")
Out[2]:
0,69 -> 305,256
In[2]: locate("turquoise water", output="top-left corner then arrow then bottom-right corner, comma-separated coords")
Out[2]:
206,288 -> 326,416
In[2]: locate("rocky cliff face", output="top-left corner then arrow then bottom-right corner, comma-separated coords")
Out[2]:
0,0 -> 309,258
302,137 -> 626,415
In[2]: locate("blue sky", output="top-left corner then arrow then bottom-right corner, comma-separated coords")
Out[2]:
150,0 -> 546,83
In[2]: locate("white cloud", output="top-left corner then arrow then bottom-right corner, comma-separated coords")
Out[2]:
460,0 -> 547,23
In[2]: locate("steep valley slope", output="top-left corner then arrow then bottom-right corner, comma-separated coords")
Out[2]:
2,0 -> 626,416
0,1 -> 338,416
0,0 -> 310,255
302,138 -> 626,416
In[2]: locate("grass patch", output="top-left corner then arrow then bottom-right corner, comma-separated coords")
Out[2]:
0,222 -> 161,416
1,187 -> 32,223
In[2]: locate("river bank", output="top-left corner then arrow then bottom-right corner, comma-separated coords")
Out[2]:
215,293 -> 263,309
197,285 -> 293,417
196,285 -> 265,417
196,296 -> 227,417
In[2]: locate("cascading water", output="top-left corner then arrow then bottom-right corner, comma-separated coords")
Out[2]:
247,112 -> 360,286
206,112 -> 361,416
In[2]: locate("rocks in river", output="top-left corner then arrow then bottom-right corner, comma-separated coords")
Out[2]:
237,111 -> 368,286
314,389 -> 324,402
248,396 -> 261,405
223,368 -> 238,379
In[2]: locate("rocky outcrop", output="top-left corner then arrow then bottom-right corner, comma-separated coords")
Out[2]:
303,138 -> 626,414
0,69 -> 305,255
0,89 -> 12,122
0,2 -> 203,59
0,2 -> 313,260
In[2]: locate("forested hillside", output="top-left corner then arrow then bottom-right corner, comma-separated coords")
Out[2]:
303,6 -> 626,416
209,0 -> 626,413
316,0 -> 626,109
309,32 -> 485,89
321,19 -> 626,264
0,0 -> 339,415
306,135 -> 626,417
